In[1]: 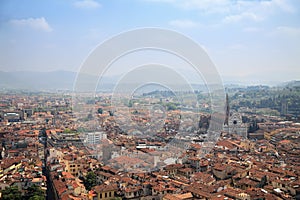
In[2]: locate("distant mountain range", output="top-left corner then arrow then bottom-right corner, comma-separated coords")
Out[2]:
0,70 -> 298,91
0,70 -> 116,91
0,70 -> 77,91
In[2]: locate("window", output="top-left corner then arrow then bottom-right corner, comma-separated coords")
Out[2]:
105,193 -> 107,198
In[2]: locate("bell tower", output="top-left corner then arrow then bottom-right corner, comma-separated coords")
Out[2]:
224,93 -> 230,125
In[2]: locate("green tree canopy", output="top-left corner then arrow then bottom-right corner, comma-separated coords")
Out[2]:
84,171 -> 97,191
97,108 -> 103,114
28,195 -> 45,200
1,186 -> 22,200
23,185 -> 45,200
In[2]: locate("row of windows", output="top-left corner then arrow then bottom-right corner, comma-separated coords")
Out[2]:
99,191 -> 114,198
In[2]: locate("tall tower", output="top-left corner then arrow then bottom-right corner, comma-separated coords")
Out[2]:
224,93 -> 230,125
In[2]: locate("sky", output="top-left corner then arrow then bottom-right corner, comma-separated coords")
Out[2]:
0,0 -> 300,84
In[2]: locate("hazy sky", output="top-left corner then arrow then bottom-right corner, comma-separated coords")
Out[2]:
0,0 -> 300,84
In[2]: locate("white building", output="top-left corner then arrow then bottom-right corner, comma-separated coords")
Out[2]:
86,132 -> 107,144
223,112 -> 247,138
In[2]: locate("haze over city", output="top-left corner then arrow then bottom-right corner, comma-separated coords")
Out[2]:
1,0 -> 300,85
1,1 -> 300,200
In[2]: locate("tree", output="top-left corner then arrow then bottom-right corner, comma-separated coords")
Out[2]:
29,196 -> 45,200
64,128 -> 72,133
84,171 -> 97,191
165,102 -> 177,111
24,185 -> 45,200
40,128 -> 47,137
248,121 -> 259,133
97,108 -> 103,114
108,111 -> 114,116
1,186 -> 22,200
257,175 -> 267,188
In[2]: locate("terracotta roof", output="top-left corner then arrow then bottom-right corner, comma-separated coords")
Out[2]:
184,183 -> 213,198
93,183 -> 117,193
124,185 -> 143,193
163,194 -> 181,200
62,171 -> 75,180
173,192 -> 193,199
53,179 -> 67,196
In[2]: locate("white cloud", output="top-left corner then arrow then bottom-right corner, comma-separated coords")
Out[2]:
169,19 -> 198,28
243,27 -> 261,33
274,26 -> 300,37
223,12 -> 263,23
178,0 -> 231,13
145,0 -> 231,13
74,0 -> 101,9
260,0 -> 296,14
174,0 -> 294,14
144,0 -> 297,22
10,17 -> 52,32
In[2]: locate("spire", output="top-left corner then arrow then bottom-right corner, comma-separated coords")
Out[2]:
224,93 -> 230,125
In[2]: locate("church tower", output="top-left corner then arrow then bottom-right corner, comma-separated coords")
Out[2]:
224,93 -> 230,125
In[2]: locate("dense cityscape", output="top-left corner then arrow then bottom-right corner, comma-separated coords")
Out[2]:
0,82 -> 299,200
1,1 -> 300,200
